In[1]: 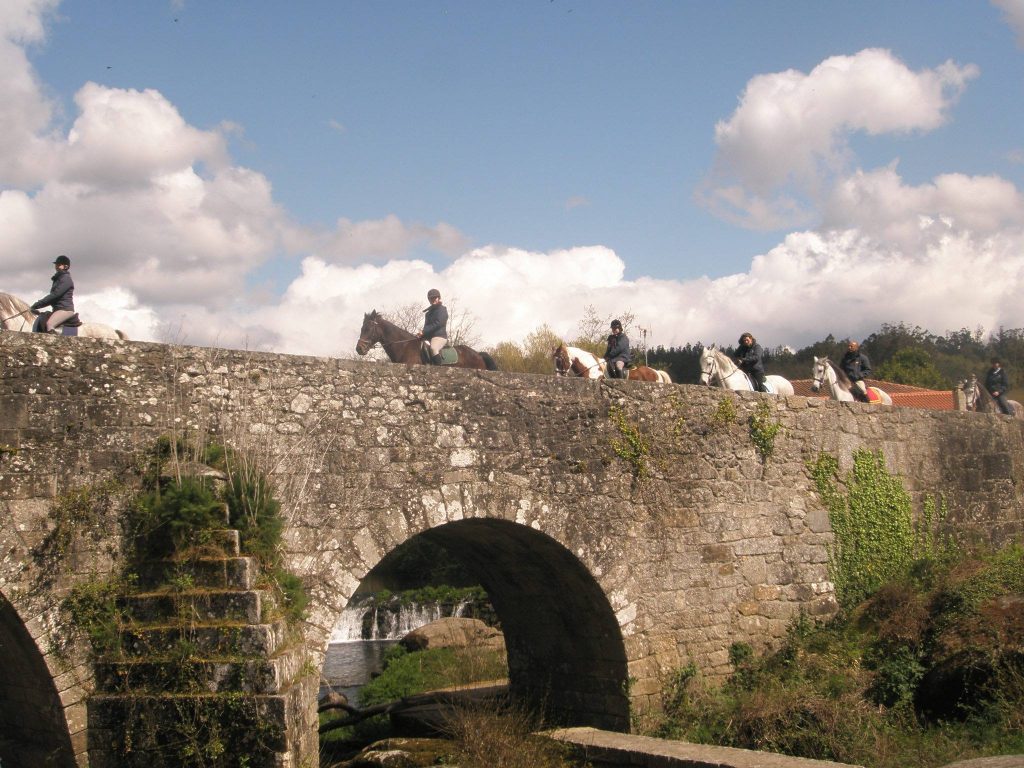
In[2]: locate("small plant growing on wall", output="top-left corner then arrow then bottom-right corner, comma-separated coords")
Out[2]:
748,401 -> 783,461
710,395 -> 738,429
609,404 -> 650,479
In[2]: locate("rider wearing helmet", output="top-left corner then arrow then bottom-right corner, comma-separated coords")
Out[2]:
419,288 -> 448,364
604,319 -> 631,379
734,332 -> 767,392
30,255 -> 75,333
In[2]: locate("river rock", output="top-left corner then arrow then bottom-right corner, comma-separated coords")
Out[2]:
337,737 -> 451,767
400,617 -> 505,653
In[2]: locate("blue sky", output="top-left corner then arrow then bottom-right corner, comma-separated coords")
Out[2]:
3,0 -> 1024,355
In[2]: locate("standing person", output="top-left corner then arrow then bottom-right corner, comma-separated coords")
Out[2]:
30,255 -> 75,333
840,340 -> 872,402
418,288 -> 448,365
734,332 -> 766,392
604,319 -> 631,379
985,358 -> 1012,415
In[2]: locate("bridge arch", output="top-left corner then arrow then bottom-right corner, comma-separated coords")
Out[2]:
388,518 -> 631,730
0,593 -> 76,768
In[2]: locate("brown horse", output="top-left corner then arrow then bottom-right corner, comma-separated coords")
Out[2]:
626,365 -> 671,383
356,310 -> 498,370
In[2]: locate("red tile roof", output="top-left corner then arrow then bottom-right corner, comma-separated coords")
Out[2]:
788,379 -> 955,410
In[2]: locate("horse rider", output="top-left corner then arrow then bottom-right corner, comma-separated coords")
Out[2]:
418,288 -> 448,364
30,255 -> 75,333
734,332 -> 767,392
985,358 -> 1012,415
840,340 -> 872,402
604,319 -> 631,379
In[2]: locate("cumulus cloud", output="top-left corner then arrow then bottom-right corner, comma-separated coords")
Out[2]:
0,0 -> 62,186
700,48 -> 978,229
993,0 -> 1024,47
0,1 -> 466,334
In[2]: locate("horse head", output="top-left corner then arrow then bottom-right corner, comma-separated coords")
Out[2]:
552,343 -> 571,376
810,356 -> 830,393
356,310 -> 382,356
961,374 -> 984,411
698,344 -> 717,385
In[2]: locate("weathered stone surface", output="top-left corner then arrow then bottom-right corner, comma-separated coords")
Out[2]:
1,334 -> 1024,766
400,617 -> 506,653
546,726 -> 864,767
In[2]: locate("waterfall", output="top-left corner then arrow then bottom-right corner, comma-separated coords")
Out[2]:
329,597 -> 474,643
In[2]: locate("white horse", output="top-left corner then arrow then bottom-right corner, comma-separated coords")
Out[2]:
958,374 -> 1023,417
552,343 -> 606,379
811,356 -> 891,405
698,345 -> 793,395
0,292 -> 128,339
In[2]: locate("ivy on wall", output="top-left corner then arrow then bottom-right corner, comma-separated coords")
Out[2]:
809,449 -> 918,608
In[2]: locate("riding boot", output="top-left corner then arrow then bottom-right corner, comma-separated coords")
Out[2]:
430,354 -> 444,366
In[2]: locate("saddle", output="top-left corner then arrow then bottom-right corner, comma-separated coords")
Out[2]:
32,312 -> 82,336
421,342 -> 458,365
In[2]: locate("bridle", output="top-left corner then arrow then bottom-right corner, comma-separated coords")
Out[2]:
700,352 -> 718,385
553,347 -> 571,377
961,377 -> 979,410
356,314 -> 420,355
811,359 -> 830,393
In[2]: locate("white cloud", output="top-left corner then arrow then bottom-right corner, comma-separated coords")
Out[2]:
0,0 -> 62,187
993,0 -> 1024,47
701,48 -> 978,229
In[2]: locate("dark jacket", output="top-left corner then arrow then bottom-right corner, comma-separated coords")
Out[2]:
604,332 -> 631,364
734,342 -> 765,376
840,350 -> 871,382
32,270 -> 75,312
422,303 -> 448,339
985,366 -> 1009,395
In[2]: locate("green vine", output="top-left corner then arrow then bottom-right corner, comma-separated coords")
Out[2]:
748,401 -> 783,461
809,449 -> 917,608
609,404 -> 650,479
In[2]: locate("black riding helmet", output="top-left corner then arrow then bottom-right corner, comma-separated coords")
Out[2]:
54,255 -> 71,268
427,288 -> 441,302
610,319 -> 622,330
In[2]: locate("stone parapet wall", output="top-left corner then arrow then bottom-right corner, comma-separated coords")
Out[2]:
2,333 -> 1024,760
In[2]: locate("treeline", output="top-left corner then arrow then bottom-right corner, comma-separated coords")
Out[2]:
646,322 -> 1024,393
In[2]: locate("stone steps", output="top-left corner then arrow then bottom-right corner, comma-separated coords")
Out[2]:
86,525 -> 317,766
134,554 -> 257,590
87,676 -> 318,768
116,617 -> 290,658
118,586 -> 276,624
94,645 -> 306,695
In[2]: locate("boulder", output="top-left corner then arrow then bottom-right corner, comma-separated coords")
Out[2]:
400,617 -> 505,653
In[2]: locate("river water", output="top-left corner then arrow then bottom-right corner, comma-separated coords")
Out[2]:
320,639 -> 397,703
320,598 -> 476,702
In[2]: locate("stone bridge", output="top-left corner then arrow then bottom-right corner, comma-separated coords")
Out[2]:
1,333 -> 1023,766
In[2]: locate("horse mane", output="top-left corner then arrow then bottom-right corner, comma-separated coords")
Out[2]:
0,292 -> 32,330
711,346 -> 737,372
826,358 -> 853,388
973,378 -> 998,412
366,309 -> 415,339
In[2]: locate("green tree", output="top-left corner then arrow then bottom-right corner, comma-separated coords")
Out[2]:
875,347 -> 949,388
489,324 -> 562,374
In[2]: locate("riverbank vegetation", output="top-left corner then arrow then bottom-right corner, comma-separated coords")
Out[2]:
320,643 -> 576,767
644,543 -> 1024,768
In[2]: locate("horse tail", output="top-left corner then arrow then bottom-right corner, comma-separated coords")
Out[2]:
116,329 -> 129,340
481,352 -> 499,371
